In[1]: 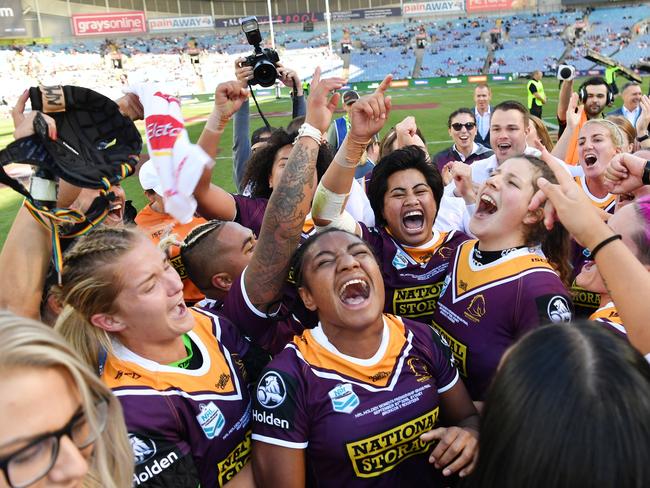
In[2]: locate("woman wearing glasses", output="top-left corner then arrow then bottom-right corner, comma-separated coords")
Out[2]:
0,311 -> 132,488
432,109 -> 493,176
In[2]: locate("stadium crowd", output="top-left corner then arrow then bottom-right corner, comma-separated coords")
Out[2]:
2,4 -> 650,488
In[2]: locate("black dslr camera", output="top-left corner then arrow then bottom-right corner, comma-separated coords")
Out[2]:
240,16 -> 280,87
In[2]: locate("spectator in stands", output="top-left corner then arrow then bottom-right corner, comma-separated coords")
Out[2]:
607,82 -> 643,127
134,160 -> 207,305
433,108 -> 493,173
327,90 -> 359,150
473,84 -> 492,148
556,77 -> 611,164
527,70 -> 547,118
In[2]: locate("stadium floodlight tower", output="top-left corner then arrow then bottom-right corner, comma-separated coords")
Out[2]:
266,0 -> 276,49
325,0 -> 333,55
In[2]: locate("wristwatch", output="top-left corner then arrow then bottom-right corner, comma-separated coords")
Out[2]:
643,160 -> 650,186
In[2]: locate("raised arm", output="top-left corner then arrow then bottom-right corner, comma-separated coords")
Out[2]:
194,81 -> 249,220
551,93 -> 583,161
245,68 -> 345,309
312,75 -> 393,227
556,79 -> 574,124
531,153 -> 650,356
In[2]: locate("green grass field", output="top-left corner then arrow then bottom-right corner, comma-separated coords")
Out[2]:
0,76 -> 626,248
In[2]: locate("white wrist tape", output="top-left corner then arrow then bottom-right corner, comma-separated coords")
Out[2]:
312,181 -> 349,222
315,211 -> 357,234
295,123 -> 322,145
30,176 -> 58,203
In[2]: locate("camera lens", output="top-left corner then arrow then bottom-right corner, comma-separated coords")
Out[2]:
560,67 -> 572,79
254,60 -> 278,87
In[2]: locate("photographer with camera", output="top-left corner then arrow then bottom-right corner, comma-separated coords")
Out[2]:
231,17 -> 306,193
556,72 -> 612,164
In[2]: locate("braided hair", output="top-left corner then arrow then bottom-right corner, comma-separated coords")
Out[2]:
54,225 -> 144,371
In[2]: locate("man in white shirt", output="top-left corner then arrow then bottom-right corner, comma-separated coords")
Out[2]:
473,84 -> 492,149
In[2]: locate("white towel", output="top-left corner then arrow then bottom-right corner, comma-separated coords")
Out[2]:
126,85 -> 212,223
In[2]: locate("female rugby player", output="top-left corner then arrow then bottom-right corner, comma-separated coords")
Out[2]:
431,154 -> 572,401
0,311 -> 132,488
251,229 -> 480,487
312,75 -> 467,327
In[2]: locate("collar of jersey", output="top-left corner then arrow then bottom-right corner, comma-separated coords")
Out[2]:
468,240 -> 544,272
577,176 -> 614,205
110,329 -> 211,376
310,318 -> 390,367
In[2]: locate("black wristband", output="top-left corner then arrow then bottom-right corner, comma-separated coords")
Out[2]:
637,133 -> 649,142
589,234 -> 622,259
642,160 -> 650,186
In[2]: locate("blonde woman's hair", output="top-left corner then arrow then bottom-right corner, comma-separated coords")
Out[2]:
582,118 -> 625,150
606,115 -> 637,148
0,311 -> 133,488
528,115 -> 554,152
54,226 -> 144,371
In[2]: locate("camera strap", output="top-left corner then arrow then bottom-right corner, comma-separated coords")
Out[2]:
248,81 -> 272,131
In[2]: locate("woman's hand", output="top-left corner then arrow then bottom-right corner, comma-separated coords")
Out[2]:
635,95 -> 650,138
304,66 -> 346,134
421,426 -> 478,478
116,92 -> 144,121
349,74 -> 392,145
212,81 -> 249,129
529,154 -> 609,250
12,90 -> 57,140
565,92 -> 583,129
449,162 -> 477,204
604,152 -> 648,195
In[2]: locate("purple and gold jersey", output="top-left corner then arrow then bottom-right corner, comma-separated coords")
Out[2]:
590,301 -> 627,339
360,224 -> 466,325
104,309 -> 251,487
570,177 -> 616,317
252,315 -> 459,487
431,240 -> 572,400
221,268 -> 305,355
232,194 -> 268,237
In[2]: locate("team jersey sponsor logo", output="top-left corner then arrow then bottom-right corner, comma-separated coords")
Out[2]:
346,408 -> 439,478
257,371 -> 287,408
129,434 -> 157,465
130,434 -> 180,486
392,282 -> 444,317
464,294 -> 486,323
217,433 -> 251,486
328,383 -> 360,414
432,323 -> 468,376
196,401 -> 226,439
392,250 -> 409,270
571,282 -> 601,309
145,114 -> 184,151
546,295 -> 572,323
252,409 -> 290,429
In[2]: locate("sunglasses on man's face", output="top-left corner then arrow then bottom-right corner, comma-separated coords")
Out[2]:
451,122 -> 476,131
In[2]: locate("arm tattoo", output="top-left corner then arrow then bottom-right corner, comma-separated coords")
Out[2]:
246,140 -> 318,307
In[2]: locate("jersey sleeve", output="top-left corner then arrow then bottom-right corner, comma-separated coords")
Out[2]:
232,194 -> 267,236
405,318 -> 459,394
221,267 -> 303,355
359,222 -> 384,256
515,272 -> 573,336
251,357 -> 310,450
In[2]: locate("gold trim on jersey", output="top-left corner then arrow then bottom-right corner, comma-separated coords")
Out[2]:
574,176 -> 616,213
105,308 -> 244,401
451,240 -> 555,303
289,314 -> 409,390
589,302 -> 623,327
385,228 -> 453,264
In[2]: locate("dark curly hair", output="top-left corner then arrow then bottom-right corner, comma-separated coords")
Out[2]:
241,128 -> 334,199
366,145 -> 443,228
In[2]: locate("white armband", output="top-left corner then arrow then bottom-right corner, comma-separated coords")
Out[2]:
314,211 -> 357,234
312,181 -> 349,222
